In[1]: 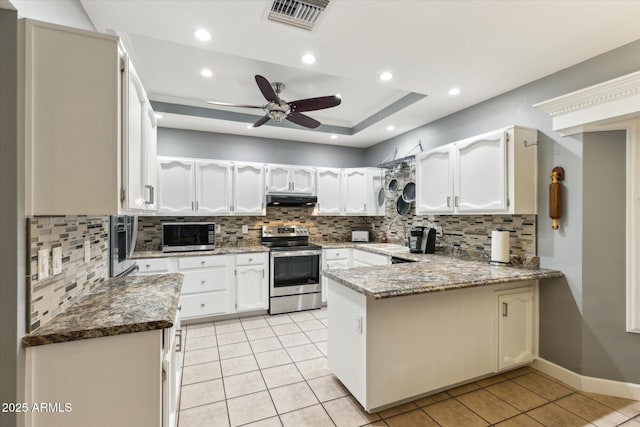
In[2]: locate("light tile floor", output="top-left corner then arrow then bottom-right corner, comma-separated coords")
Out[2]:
178,307 -> 640,427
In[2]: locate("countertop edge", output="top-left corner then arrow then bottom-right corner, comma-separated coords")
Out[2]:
323,269 -> 565,299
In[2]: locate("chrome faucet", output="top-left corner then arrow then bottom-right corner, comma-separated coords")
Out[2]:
386,216 -> 407,245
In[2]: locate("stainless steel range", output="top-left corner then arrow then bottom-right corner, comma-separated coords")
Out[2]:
262,225 -> 322,314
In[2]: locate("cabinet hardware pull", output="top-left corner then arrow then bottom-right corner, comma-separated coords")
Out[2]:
146,264 -> 151,268
454,196 -> 459,207
191,201 -> 194,211
262,269 -> 264,278
502,302 -> 508,317
175,329 -> 183,352
144,185 -> 155,205
446,196 -> 451,207
196,201 -> 199,210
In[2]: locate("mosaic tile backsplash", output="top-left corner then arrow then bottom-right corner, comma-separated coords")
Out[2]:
28,216 -> 109,331
135,208 -> 371,251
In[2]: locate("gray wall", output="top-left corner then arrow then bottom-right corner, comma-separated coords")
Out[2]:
582,131 -> 639,382
364,40 -> 640,383
158,128 -> 367,168
0,8 -> 26,427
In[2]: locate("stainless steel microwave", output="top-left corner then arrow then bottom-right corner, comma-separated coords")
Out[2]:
162,222 -> 215,253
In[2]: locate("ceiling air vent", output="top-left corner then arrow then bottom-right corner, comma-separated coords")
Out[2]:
268,0 -> 330,31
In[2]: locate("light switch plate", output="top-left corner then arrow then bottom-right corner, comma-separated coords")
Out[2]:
38,249 -> 49,280
242,225 -> 248,234
216,225 -> 222,235
52,247 -> 62,275
84,240 -> 91,262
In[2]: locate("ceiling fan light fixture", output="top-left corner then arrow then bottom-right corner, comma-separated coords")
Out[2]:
194,28 -> 211,42
301,53 -> 316,64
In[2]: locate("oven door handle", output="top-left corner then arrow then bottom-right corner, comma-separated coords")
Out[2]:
271,250 -> 322,258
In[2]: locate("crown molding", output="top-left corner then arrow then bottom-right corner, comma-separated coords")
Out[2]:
534,70 -> 640,135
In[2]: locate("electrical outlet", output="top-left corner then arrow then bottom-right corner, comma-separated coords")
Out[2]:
370,222 -> 375,231
435,226 -> 443,237
52,247 -> 62,275
242,225 -> 248,234
216,225 -> 222,235
84,240 -> 91,262
38,249 -> 49,280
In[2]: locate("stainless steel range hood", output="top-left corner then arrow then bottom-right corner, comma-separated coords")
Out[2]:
266,194 -> 317,207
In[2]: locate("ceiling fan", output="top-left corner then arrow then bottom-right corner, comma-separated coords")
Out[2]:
206,75 -> 341,129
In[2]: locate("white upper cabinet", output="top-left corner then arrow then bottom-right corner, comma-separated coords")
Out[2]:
416,126 -> 537,215
416,146 -> 454,214
123,61 -> 157,213
196,161 -> 232,215
22,20 -> 120,215
316,168 -> 343,215
455,130 -> 507,213
21,19 -> 158,215
233,162 -> 265,215
343,169 -> 368,215
157,158 -> 195,214
265,164 -> 316,194
366,168 -> 386,216
157,158 -> 261,216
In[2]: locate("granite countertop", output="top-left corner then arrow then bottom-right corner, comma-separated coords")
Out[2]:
22,273 -> 183,347
133,245 -> 269,259
323,254 -> 563,299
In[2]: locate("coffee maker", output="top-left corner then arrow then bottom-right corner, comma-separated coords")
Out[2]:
407,226 -> 436,254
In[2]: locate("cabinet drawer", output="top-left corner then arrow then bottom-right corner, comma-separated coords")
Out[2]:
353,249 -> 388,266
180,292 -> 228,319
182,270 -> 227,294
136,258 -> 170,273
178,255 -> 230,270
324,249 -> 351,261
236,253 -> 266,266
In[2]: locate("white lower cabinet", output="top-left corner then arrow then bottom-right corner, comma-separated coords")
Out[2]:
25,315 -> 180,427
352,249 -> 390,267
497,286 -> 535,371
321,248 -> 353,303
235,253 -> 268,312
178,255 -> 234,319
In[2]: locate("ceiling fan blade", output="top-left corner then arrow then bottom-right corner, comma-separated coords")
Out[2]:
288,95 -> 341,113
286,112 -> 321,129
252,114 -> 271,128
206,100 -> 263,109
255,75 -> 280,103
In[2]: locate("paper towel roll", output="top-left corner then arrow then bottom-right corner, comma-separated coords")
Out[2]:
491,230 -> 510,264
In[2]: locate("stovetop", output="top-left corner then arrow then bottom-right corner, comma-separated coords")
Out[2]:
261,225 -> 320,251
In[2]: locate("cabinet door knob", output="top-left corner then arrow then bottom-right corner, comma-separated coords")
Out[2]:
200,303 -> 205,308
146,264 -> 151,268
200,261 -> 206,265
336,252 -> 340,256
249,258 -> 253,262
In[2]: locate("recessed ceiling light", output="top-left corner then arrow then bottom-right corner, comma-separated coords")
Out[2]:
154,113 -> 163,119
448,87 -> 461,96
330,134 -> 338,140
379,71 -> 393,81
301,53 -> 316,64
386,125 -> 395,131
201,68 -> 213,78
194,28 -> 211,41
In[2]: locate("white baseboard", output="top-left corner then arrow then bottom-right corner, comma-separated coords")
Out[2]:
532,358 -> 640,401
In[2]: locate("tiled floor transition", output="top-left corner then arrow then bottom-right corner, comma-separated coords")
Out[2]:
177,307 -> 640,427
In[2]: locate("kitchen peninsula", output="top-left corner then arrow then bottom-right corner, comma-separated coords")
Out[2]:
323,252 -> 563,413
